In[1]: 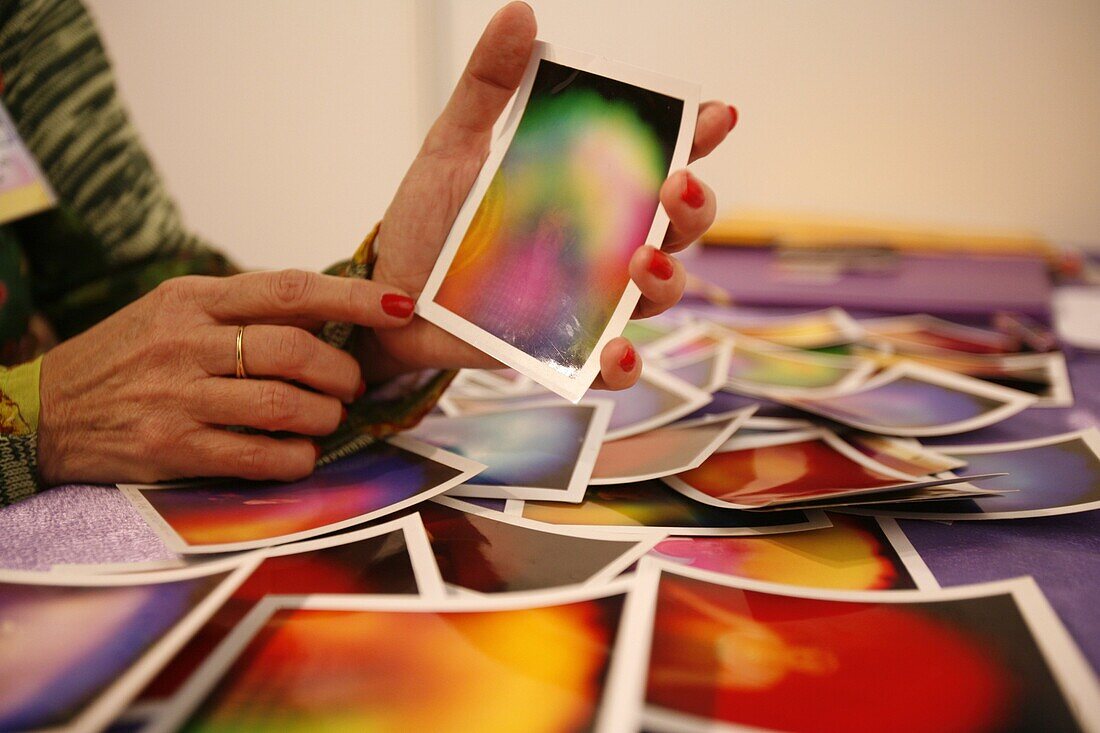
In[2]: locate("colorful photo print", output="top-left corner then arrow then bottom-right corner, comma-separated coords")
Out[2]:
774,362 -> 1036,437
0,558 -> 257,733
857,428 -> 1100,520
615,561 -> 1100,733
591,408 -> 755,485
646,514 -> 937,591
724,335 -> 876,395
417,42 -> 699,402
600,366 -> 714,440
845,433 -> 967,475
419,498 -> 658,594
119,436 -> 484,554
138,514 -> 441,702
406,400 -> 612,502
508,481 -> 830,536
148,582 -> 635,733
644,321 -> 723,366
661,344 -> 732,393
861,314 -> 1021,355
711,307 -> 864,349
859,346 -> 1074,408
662,429 -> 983,510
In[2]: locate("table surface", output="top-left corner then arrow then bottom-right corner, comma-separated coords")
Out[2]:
2,306 -> 1097,674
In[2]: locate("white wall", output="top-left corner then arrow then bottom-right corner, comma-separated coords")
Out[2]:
88,0 -> 1100,271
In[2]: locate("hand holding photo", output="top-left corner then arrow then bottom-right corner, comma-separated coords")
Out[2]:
417,41 -> 699,401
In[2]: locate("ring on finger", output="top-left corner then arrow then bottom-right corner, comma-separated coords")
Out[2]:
235,325 -> 249,379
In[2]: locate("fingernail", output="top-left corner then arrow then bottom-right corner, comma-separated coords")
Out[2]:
313,443 -> 323,462
355,379 -> 366,400
618,345 -> 637,372
647,249 -> 674,281
340,406 -> 348,424
727,105 -> 738,131
381,293 -> 415,318
681,172 -> 705,209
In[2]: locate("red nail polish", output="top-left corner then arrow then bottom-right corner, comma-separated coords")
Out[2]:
381,293 -> 414,318
647,249 -> 674,281
727,105 -> 738,131
618,345 -> 637,372
340,406 -> 348,424
354,379 -> 366,400
681,173 -> 705,209
313,443 -> 323,462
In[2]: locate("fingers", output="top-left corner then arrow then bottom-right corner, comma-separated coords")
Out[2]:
690,100 -> 738,163
203,269 -> 416,329
661,170 -> 717,254
424,2 -> 537,155
593,337 -> 642,391
196,325 -> 363,403
191,378 -> 345,437
182,431 -> 318,483
630,246 -> 685,320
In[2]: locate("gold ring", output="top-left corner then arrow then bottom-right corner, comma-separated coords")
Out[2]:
235,325 -> 248,379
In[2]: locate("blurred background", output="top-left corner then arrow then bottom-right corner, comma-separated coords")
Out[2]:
85,0 -> 1100,271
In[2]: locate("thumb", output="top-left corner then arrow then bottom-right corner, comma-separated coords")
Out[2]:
424,2 -> 537,155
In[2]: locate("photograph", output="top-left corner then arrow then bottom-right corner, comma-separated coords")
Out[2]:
661,428 -> 988,510
710,307 -> 864,349
646,513 -> 937,591
855,428 -> 1100,520
662,344 -> 733,393
724,335 -> 877,395
119,436 -> 484,553
590,408 -> 755,485
146,582 -> 637,733
860,314 -> 1022,355
508,480 -> 831,536
772,362 -> 1037,436
608,560 -> 1099,733
419,497 -> 659,593
137,514 -> 442,702
406,400 -> 612,502
844,433 -> 968,475
0,557 -> 257,733
417,42 -> 699,401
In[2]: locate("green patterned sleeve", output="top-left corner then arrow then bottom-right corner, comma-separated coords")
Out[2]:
0,0 -> 238,341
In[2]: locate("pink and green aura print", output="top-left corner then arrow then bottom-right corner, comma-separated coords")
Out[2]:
434,61 -> 678,376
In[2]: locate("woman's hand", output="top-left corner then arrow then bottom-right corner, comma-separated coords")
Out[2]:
359,1 -> 737,390
37,270 -> 417,485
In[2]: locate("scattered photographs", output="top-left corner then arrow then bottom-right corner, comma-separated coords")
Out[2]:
861,314 -> 1021,355
612,560 -> 1100,733
591,408 -> 755,485
406,400 -> 611,502
710,307 -> 864,349
508,481 -> 831,536
417,42 -> 699,402
138,515 -> 441,702
420,497 -> 659,593
147,582 -> 636,733
725,335 -> 877,395
771,362 -> 1037,436
0,558 -> 257,733
661,428 -> 988,510
119,436 -> 484,553
647,514 -> 938,591
856,428 -> 1100,520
